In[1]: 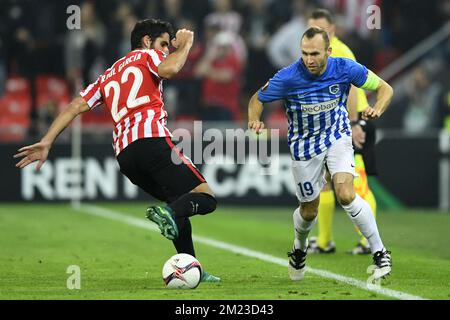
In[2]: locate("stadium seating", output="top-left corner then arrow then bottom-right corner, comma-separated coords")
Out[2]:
0,77 -> 32,142
35,75 -> 71,111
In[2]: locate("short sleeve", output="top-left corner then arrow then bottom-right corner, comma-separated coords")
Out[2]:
146,49 -> 167,78
80,76 -> 103,110
345,59 -> 369,88
258,69 -> 289,102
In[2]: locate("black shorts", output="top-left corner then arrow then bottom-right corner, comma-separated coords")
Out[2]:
354,113 -> 377,176
117,137 -> 206,203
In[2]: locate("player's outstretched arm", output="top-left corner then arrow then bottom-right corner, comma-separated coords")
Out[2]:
248,91 -> 265,135
158,29 -> 194,79
14,96 -> 89,171
361,71 -> 394,120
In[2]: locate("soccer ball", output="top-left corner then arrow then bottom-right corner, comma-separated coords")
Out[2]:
162,253 -> 202,289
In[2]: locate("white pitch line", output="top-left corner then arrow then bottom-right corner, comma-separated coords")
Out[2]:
76,204 -> 426,300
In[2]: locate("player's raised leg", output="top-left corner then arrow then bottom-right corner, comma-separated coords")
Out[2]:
145,140 -> 217,237
162,183 -> 220,282
167,183 -> 217,220
117,136 -> 220,282
143,142 -> 220,282
167,183 -> 220,283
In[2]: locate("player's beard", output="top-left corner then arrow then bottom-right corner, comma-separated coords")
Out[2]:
312,55 -> 329,76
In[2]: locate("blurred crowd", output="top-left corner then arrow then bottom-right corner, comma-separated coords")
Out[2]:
0,0 -> 449,141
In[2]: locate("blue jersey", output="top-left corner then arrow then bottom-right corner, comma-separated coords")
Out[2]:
258,57 -> 368,161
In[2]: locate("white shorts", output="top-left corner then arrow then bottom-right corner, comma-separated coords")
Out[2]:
291,135 -> 357,203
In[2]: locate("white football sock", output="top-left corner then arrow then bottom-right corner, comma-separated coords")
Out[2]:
342,194 -> 384,253
293,208 -> 317,252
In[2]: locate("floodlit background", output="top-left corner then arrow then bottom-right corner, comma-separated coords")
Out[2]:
0,0 -> 449,301
1,0 -> 449,208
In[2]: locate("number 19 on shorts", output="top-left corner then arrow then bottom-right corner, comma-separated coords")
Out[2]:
298,182 -> 314,197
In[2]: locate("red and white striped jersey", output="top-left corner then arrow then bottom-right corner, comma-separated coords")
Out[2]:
80,49 -> 171,156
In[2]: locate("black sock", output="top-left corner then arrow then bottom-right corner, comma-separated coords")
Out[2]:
168,192 -> 217,219
172,217 -> 195,256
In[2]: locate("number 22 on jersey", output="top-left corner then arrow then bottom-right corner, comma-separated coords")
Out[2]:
104,66 -> 150,122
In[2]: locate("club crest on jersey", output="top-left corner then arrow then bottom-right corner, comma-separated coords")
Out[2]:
329,84 -> 340,95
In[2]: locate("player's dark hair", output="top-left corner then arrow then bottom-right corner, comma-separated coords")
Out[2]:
302,26 -> 330,49
130,18 -> 174,50
310,8 -> 335,24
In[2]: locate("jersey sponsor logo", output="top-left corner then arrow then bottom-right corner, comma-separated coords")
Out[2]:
329,84 -> 340,94
300,98 -> 339,114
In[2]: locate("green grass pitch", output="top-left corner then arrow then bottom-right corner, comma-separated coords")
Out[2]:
0,203 -> 449,300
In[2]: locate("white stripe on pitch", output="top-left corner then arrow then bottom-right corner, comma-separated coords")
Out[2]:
76,204 -> 426,301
